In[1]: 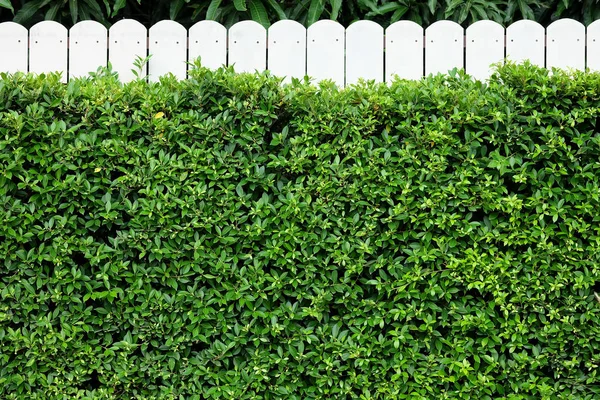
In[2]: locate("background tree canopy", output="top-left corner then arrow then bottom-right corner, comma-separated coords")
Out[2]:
0,0 -> 599,29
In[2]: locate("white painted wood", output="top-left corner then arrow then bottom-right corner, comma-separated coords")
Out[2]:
7,18 -> 600,83
466,20 -> 504,80
506,20 -> 544,67
346,20 -> 383,85
30,21 -> 67,82
547,19 -> 585,71
228,21 -> 266,73
109,19 -> 147,82
268,20 -> 306,83
189,20 -> 227,70
385,21 -> 423,81
307,20 -> 345,86
69,21 -> 107,79
586,19 -> 600,72
0,22 -> 27,74
425,20 -> 463,76
148,20 -> 187,81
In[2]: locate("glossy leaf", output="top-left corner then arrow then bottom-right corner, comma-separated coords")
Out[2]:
233,0 -> 247,11
329,0 -> 342,19
248,0 -> 269,27
0,0 -> 14,13
206,0 -> 222,20
307,0 -> 325,26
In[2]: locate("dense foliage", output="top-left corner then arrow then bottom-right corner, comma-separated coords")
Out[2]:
1,0 -> 600,28
1,63 -> 600,398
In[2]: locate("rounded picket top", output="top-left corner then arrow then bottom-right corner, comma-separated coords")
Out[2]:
0,22 -> 28,74
189,20 -> 227,71
506,19 -> 544,67
228,20 -> 266,73
30,21 -> 68,82
586,19 -> 600,72
547,18 -> 585,71
346,20 -> 384,85
307,20 -> 345,86
466,20 -> 504,81
425,20 -> 463,76
385,20 -> 423,82
268,20 -> 307,82
109,19 -> 148,82
149,20 -> 187,81
69,20 -> 108,79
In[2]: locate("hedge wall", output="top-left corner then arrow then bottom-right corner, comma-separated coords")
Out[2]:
1,64 -> 600,399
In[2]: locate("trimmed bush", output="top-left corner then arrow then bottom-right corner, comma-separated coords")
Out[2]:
1,64 -> 600,399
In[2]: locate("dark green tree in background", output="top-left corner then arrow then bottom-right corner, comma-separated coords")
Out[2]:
0,0 -> 599,29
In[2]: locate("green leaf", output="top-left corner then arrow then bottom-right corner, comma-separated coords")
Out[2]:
0,0 -> 14,13
112,0 -> 126,17
170,0 -> 185,19
582,2 -> 592,26
427,0 -> 437,14
390,6 -> 408,22
289,343 -> 298,358
206,0 -> 222,20
224,9 -> 240,27
248,0 -> 270,28
289,0 -> 310,20
14,0 -> 53,24
82,0 -> 106,22
234,0 -> 247,11
331,323 -> 339,338
266,0 -> 287,20
445,0 -> 463,15
307,0 -> 325,26
69,0 -> 78,25
367,3 -> 401,15
44,1 -> 61,20
359,0 -> 378,12
329,0 -> 342,20
517,0 -> 534,20
458,4 -> 469,23
505,0 -> 517,21
472,4 -> 487,20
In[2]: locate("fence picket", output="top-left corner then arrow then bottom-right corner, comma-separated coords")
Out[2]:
109,19 -> 147,82
307,20 -> 345,86
148,20 -> 187,81
547,19 -> 585,71
425,21 -> 463,76
229,21 -> 266,73
0,22 -> 27,74
30,21 -> 67,82
385,21 -> 423,81
466,20 -> 504,80
268,20 -> 306,83
346,20 -> 383,85
69,21 -> 107,79
506,20 -> 545,67
586,20 -> 600,72
188,21 -> 227,70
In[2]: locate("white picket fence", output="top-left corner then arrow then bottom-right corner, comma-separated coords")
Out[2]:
1,18 -> 600,86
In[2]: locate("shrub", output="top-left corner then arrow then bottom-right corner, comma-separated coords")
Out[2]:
2,0 -> 600,29
1,63 -> 600,399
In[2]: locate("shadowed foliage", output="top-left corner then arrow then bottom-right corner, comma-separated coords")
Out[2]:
0,0 -> 599,29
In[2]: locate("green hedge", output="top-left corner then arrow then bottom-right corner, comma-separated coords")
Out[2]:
1,64 -> 600,399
